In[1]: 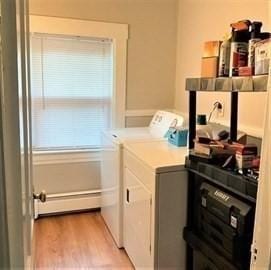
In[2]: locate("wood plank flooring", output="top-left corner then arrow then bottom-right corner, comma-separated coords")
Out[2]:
34,211 -> 134,269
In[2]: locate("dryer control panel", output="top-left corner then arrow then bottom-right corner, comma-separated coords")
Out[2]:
149,111 -> 185,137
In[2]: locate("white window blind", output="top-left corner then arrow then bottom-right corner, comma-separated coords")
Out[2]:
31,34 -> 113,150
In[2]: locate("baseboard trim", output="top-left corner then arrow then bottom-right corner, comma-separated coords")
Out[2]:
36,192 -> 101,217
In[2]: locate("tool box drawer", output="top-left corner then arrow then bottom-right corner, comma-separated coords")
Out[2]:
193,250 -> 218,270
200,182 -> 253,235
200,220 -> 250,262
183,227 -> 240,270
200,208 -> 237,239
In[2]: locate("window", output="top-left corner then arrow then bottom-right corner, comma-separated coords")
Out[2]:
31,34 -> 113,150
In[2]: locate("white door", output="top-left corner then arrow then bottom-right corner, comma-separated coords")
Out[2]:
17,0 -> 35,266
0,0 -> 36,268
250,65 -> 271,269
124,167 -> 153,269
250,5 -> 271,269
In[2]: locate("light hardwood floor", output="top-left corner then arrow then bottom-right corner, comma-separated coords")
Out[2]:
34,211 -> 134,269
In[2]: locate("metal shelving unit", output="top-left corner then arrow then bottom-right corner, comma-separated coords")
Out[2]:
184,75 -> 268,270
186,75 -> 268,149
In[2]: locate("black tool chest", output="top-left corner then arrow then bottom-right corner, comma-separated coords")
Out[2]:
184,158 -> 257,270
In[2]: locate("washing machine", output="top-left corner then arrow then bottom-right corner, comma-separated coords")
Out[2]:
101,111 -> 184,248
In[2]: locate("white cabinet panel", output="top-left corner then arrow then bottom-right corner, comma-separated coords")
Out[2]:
124,167 -> 152,268
122,144 -> 187,269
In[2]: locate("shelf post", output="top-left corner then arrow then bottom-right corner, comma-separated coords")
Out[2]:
230,92 -> 238,141
189,91 -> 197,149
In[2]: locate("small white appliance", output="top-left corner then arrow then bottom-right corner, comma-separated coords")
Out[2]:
101,111 -> 185,248
123,140 -> 187,269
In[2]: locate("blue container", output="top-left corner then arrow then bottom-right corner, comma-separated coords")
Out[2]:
166,128 -> 188,147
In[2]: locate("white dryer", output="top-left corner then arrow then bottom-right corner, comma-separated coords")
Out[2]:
101,111 -> 184,248
123,141 -> 188,269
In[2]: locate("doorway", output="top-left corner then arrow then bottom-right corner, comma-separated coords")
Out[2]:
29,14 -> 130,270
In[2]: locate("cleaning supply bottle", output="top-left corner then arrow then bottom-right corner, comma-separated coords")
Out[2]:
218,34 -> 231,77
229,20 -> 251,77
248,21 -> 262,74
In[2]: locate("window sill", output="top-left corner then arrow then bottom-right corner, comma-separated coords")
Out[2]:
32,148 -> 101,165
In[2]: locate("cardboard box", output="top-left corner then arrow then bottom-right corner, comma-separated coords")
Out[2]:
203,41 -> 221,57
234,144 -> 257,155
236,154 -> 255,169
201,57 -> 219,78
255,39 -> 271,75
238,66 -> 252,76
233,143 -> 257,169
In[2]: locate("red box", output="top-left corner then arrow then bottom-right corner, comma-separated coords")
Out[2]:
238,66 -> 252,76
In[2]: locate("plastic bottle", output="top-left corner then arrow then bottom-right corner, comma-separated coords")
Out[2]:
229,20 -> 251,77
218,34 -> 231,77
248,22 -> 262,74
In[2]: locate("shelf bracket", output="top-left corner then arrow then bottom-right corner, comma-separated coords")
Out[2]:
189,91 -> 197,149
230,92 -> 238,141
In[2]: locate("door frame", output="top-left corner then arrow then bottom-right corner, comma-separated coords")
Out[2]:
0,114 -> 10,270
0,0 -> 31,268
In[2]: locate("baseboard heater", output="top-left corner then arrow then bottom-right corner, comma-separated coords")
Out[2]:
35,189 -> 101,218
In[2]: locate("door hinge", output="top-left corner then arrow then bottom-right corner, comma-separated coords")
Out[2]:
251,243 -> 258,263
149,244 -> 152,253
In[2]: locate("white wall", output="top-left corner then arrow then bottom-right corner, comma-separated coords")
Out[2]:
28,0 -> 178,204
126,116 -> 153,127
29,0 -> 178,112
33,152 -> 101,193
32,151 -> 102,214
175,0 -> 270,137
30,0 -> 270,205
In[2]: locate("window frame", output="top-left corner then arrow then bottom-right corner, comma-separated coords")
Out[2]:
29,15 -> 128,134
30,33 -> 114,150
